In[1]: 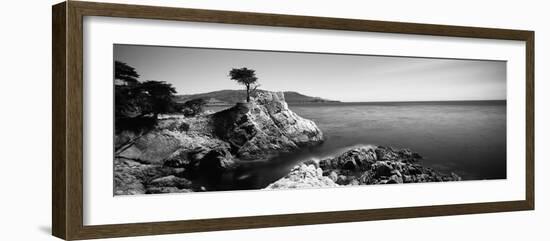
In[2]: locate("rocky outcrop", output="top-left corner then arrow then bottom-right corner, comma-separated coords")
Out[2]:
213,92 -> 323,160
321,145 -> 461,185
267,145 -> 461,190
114,158 -> 189,195
265,164 -> 338,189
114,91 -> 325,195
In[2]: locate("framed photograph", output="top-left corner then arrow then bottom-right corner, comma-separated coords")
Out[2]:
52,1 -> 534,240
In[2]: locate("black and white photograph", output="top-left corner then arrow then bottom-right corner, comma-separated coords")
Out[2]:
113,44 -> 507,195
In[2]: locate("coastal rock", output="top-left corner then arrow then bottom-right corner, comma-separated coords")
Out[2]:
265,164 -> 338,189
319,146 -> 377,171
373,161 -> 393,178
116,130 -> 182,164
328,171 -> 339,182
148,175 -> 193,189
375,146 -> 422,163
115,91 -> 325,194
116,115 -> 232,166
114,158 -> 181,195
213,91 -> 324,160
388,174 -> 404,184
146,187 -> 193,194
118,91 -> 323,165
305,146 -> 461,187
254,92 -> 324,145
114,172 -> 145,195
145,175 -> 194,194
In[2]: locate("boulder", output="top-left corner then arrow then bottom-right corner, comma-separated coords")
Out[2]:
451,172 -> 462,181
146,187 -> 193,194
113,158 -> 180,195
376,146 -> 422,163
328,171 -> 339,182
265,164 -> 338,189
373,161 -> 393,178
163,149 -> 189,168
375,146 -> 399,161
331,146 -> 377,171
148,175 -> 193,189
114,172 -> 145,195
388,174 -> 404,184
117,130 -> 181,164
198,149 -> 234,174
336,175 -> 348,185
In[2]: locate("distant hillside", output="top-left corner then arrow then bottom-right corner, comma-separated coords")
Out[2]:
175,90 -> 339,105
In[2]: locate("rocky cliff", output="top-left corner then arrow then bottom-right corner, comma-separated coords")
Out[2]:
114,91 -> 325,195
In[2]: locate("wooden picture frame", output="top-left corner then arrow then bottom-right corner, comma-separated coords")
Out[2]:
52,1 -> 534,240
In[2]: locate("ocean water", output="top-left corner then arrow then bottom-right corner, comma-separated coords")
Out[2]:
209,101 -> 507,190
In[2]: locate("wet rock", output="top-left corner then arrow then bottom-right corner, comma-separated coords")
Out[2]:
148,175 -> 193,189
403,175 -> 413,183
328,171 -> 339,182
302,159 -> 320,169
359,171 -> 376,184
307,146 -> 462,187
146,187 -> 193,194
114,172 -> 145,195
265,164 -> 338,189
117,130 -> 181,164
375,146 -> 400,161
113,158 -> 179,195
318,146 -> 377,171
163,149 -> 190,168
336,175 -> 348,185
198,149 -> 234,171
373,161 -> 393,178
198,149 -> 234,186
388,175 -> 404,184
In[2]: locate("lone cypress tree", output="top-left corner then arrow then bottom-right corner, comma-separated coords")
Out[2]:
229,67 -> 259,103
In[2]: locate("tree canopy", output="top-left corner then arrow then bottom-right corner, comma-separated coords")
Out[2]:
181,98 -> 207,117
114,61 -> 178,121
115,61 -> 140,85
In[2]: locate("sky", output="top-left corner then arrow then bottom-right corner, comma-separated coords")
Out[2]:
114,44 -> 506,102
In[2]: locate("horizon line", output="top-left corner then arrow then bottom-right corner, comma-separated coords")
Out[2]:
327,99 -> 506,103
173,89 -> 505,103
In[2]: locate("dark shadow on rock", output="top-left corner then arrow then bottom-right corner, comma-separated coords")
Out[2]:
212,102 -> 253,152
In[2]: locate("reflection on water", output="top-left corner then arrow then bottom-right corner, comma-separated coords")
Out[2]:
207,101 -> 507,189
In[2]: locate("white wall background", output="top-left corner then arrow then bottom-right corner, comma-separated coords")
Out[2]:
0,0 -> 547,240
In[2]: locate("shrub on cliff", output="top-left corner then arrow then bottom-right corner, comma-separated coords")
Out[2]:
181,98 -> 207,117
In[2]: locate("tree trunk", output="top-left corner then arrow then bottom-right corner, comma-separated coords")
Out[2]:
246,85 -> 250,102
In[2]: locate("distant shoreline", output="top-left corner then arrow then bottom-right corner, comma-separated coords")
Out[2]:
290,99 -> 506,105
205,99 -> 506,107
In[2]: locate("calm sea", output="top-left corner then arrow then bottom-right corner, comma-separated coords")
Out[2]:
208,101 -> 507,190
